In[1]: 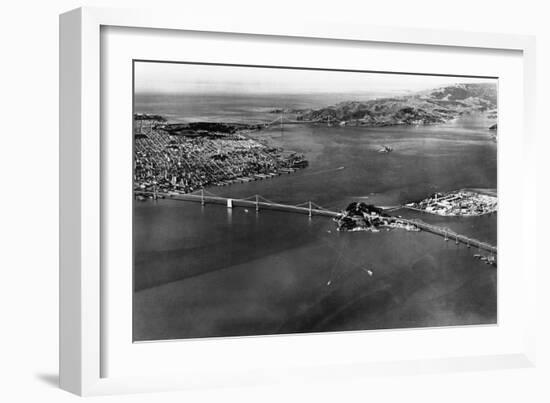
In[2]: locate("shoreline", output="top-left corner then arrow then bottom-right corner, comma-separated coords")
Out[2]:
402,205 -> 497,217
404,188 -> 497,217
134,116 -> 308,195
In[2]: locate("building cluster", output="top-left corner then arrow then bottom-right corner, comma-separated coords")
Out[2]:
407,190 -> 497,216
134,117 -> 308,194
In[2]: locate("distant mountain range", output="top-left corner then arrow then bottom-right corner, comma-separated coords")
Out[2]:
292,83 -> 497,127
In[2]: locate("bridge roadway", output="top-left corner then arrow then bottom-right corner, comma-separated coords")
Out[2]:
139,191 -> 497,255
266,119 -> 320,125
399,218 -> 497,254
150,191 -> 342,218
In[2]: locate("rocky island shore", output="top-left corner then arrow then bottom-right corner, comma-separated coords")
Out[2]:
336,202 -> 419,232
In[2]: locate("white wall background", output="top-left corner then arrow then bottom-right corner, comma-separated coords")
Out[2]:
1,0 -> 548,401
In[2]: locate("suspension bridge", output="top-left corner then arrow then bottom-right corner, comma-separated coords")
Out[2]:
142,189 -> 341,218
263,111 -> 338,129
136,189 -> 497,255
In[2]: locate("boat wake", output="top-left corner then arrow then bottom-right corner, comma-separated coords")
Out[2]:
301,166 -> 345,177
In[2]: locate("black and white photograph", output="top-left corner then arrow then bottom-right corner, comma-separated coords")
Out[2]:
4,0 -> 549,400
133,61 -> 498,341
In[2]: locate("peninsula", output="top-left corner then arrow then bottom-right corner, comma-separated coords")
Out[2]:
288,83 -> 497,127
134,114 -> 308,195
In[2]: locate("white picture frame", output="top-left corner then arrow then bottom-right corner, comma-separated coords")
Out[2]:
60,6 -> 537,396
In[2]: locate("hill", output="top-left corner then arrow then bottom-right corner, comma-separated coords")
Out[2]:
295,83 -> 497,127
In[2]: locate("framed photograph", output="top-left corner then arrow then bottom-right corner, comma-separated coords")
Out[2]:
60,7 -> 537,396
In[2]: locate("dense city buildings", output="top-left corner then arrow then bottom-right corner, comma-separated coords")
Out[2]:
133,114 -> 308,195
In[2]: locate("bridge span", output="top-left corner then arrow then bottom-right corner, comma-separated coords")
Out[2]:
399,218 -> 497,254
141,190 -> 341,218
137,190 -> 497,255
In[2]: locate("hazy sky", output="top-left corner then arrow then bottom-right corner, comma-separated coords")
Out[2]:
134,61 -> 496,95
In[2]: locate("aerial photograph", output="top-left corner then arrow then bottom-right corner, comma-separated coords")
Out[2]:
132,61 -> 498,341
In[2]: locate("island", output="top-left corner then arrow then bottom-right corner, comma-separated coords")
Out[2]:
405,189 -> 497,216
336,202 -> 419,232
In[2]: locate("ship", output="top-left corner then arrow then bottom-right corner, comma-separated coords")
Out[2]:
378,145 -> 393,153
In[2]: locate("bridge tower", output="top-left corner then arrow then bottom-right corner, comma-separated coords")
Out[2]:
444,231 -> 448,241
280,109 -> 284,138
255,194 -> 259,212
455,235 -> 459,245
200,188 -> 205,206
308,201 -> 312,217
